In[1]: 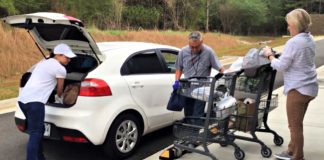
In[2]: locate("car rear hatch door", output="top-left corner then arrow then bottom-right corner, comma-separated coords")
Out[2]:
2,12 -> 102,61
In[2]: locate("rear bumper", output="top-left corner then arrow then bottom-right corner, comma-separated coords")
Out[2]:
14,97 -> 116,145
15,117 -> 90,144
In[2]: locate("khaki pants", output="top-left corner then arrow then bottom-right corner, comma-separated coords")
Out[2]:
286,89 -> 314,160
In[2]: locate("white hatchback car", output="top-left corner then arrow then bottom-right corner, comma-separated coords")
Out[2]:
3,12 -> 183,159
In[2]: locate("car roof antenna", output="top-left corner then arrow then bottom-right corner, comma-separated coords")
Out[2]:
27,30 -> 48,59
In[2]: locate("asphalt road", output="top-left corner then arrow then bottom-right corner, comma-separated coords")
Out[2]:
1,39 -> 323,160
0,111 -> 174,160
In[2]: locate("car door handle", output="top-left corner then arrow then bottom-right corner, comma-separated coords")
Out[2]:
131,82 -> 144,88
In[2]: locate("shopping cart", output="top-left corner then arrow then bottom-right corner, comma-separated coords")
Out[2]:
227,63 -> 283,158
172,73 -> 245,160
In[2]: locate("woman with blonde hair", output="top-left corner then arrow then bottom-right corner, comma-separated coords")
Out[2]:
263,8 -> 318,160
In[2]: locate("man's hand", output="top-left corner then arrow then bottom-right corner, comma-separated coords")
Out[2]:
219,67 -> 225,73
172,80 -> 180,90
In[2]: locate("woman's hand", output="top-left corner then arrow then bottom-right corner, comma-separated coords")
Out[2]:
262,46 -> 272,57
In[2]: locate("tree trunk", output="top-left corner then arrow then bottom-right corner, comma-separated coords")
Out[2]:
205,0 -> 209,33
320,0 -> 322,14
164,0 -> 180,30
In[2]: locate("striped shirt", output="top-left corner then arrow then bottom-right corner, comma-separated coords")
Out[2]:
271,32 -> 318,97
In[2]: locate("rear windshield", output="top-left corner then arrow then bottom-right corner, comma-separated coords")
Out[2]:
35,24 -> 88,42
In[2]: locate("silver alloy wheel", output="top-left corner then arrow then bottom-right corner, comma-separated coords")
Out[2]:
115,120 -> 138,153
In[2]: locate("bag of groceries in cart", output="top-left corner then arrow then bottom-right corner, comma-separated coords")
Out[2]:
242,48 -> 270,77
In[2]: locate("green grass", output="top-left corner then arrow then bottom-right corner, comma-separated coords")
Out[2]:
101,30 -> 126,35
0,84 -> 19,100
88,27 -> 127,35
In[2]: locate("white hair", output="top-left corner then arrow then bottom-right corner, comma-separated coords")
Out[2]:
285,8 -> 312,33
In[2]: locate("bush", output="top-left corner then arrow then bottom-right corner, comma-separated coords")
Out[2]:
122,5 -> 160,29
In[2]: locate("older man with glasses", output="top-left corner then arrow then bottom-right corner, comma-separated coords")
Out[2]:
174,31 -> 225,125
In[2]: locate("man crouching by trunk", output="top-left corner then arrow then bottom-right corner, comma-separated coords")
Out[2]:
18,43 -> 76,160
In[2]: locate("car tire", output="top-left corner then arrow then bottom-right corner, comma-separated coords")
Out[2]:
103,113 -> 142,159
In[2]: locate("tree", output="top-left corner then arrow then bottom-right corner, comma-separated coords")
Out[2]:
122,5 -> 160,29
112,0 -> 124,29
218,0 -> 269,35
262,0 -> 285,35
0,0 -> 16,16
13,0 -> 51,13
205,0 -> 209,32
218,2 -> 238,33
163,0 -> 181,30
1,0 -> 312,35
284,0 -> 324,14
208,0 -> 224,32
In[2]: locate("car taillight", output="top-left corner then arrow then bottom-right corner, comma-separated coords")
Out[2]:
79,78 -> 112,96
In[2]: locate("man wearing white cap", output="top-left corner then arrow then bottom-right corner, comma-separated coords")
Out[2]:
18,43 -> 76,160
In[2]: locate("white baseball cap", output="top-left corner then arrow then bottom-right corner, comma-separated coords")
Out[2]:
54,43 -> 77,58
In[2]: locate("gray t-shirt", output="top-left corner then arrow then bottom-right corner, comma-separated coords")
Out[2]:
175,44 -> 222,78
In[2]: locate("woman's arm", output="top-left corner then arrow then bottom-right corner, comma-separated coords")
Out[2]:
56,78 -> 65,97
263,42 -> 295,71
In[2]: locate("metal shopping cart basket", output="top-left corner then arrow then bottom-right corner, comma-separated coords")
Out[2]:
228,63 -> 283,158
172,73 -> 245,160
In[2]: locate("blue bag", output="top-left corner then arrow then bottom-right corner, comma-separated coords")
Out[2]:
167,89 -> 186,111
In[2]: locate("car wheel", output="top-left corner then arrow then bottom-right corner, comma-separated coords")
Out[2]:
103,113 -> 142,159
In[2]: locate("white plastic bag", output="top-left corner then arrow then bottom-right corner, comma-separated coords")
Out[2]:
55,94 -> 63,104
242,48 -> 270,77
225,57 -> 243,73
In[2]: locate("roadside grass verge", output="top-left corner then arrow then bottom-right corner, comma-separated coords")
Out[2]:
0,76 -> 19,100
0,24 -> 289,100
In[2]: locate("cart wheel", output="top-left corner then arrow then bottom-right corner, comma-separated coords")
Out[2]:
173,146 -> 183,158
274,136 -> 284,146
234,149 -> 245,160
261,146 -> 272,158
220,141 -> 228,147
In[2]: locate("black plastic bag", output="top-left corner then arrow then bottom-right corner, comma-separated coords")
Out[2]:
167,89 -> 186,111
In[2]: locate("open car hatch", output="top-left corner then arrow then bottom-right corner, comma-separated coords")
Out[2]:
2,12 -> 102,61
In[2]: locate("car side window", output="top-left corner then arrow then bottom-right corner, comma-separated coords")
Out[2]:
159,50 -> 178,73
121,51 -> 167,75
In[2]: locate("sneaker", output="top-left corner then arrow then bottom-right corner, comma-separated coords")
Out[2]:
274,151 -> 293,160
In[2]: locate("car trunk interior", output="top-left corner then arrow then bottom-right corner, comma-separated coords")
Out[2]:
20,54 -> 99,108
50,54 -> 98,107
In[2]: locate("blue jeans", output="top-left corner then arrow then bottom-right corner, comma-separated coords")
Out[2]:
184,97 -> 206,125
18,102 -> 46,160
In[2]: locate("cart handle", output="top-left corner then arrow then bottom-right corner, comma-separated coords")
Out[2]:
214,73 -> 224,80
180,73 -> 224,82
227,69 -> 244,76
